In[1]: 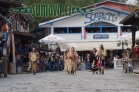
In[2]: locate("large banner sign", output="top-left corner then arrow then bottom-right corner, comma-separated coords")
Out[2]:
84,12 -> 117,24
9,4 -> 93,16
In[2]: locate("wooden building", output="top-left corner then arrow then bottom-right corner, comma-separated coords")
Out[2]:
0,0 -> 34,77
120,10 -> 139,72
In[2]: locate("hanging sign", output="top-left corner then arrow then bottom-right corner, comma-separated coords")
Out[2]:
9,5 -> 93,17
93,34 -> 109,39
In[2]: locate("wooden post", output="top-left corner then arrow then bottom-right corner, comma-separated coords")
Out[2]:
132,28 -> 136,58
3,55 -> 7,77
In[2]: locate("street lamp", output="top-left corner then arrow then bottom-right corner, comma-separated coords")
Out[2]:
117,38 -> 128,52
49,42 -> 58,53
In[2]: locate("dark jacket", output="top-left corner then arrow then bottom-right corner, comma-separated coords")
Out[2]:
90,52 -> 96,63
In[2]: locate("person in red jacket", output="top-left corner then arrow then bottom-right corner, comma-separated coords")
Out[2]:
134,45 -> 139,58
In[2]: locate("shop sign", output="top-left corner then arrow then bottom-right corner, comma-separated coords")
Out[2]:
84,12 -> 117,24
93,34 -> 109,39
9,5 -> 93,17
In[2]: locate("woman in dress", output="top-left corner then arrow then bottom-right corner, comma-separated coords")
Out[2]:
96,44 -> 107,74
68,47 -> 78,74
64,48 -> 70,74
28,48 -> 39,75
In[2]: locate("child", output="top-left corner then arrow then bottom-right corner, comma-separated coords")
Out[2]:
128,61 -> 133,73
81,61 -> 86,70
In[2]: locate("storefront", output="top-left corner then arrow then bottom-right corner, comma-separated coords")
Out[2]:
39,1 -> 134,51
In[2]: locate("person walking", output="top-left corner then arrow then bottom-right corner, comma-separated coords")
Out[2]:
64,48 -> 70,74
96,45 -> 107,74
28,48 -> 39,75
68,47 -> 78,75
85,54 -> 90,70
90,48 -> 97,72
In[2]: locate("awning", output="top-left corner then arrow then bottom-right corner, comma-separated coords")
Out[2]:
119,10 -> 139,25
13,31 -> 34,39
58,40 -> 131,51
33,27 -> 45,33
22,14 -> 34,22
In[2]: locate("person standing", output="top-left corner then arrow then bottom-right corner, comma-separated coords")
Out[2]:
68,47 -> 78,74
2,22 -> 10,45
96,45 -> 107,74
64,48 -> 70,74
85,54 -> 90,70
40,56 -> 45,72
28,48 -> 39,75
90,48 -> 97,72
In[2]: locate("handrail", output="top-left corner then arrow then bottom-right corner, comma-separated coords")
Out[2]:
13,20 -> 29,33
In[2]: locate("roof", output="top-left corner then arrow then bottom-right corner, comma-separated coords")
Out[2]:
119,10 -> 139,25
0,0 -> 22,8
33,27 -> 45,33
21,4 -> 34,22
13,31 -> 34,39
39,5 -> 130,27
0,0 -> 34,22
82,0 -> 135,9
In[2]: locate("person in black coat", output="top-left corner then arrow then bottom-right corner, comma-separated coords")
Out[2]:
90,48 -> 97,71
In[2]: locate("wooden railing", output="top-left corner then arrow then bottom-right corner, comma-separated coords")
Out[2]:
12,20 -> 29,33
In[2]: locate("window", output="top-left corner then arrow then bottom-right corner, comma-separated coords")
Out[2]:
121,26 -> 132,32
85,27 -> 100,33
101,22 -> 116,26
68,27 -> 81,33
102,27 -> 117,33
86,22 -> 100,26
54,28 -> 67,33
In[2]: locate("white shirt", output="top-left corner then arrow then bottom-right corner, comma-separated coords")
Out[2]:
6,24 -> 9,32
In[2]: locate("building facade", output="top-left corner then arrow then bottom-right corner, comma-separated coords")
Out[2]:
39,1 -> 134,51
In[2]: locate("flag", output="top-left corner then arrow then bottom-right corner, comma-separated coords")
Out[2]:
84,28 -> 87,39
82,28 -> 87,40
120,27 -> 122,36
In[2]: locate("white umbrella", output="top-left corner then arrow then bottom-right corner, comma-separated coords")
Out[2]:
39,34 -> 65,44
119,31 -> 139,40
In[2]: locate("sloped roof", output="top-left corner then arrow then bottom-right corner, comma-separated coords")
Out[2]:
82,0 -> 135,9
119,10 -> 139,25
0,0 -> 22,8
39,5 -> 130,27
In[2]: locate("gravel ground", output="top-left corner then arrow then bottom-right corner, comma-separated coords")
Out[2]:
0,69 -> 139,92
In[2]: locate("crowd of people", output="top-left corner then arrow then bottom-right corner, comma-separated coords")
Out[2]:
26,44 -> 115,75
63,44 -> 111,75
0,12 -> 28,45
121,42 -> 139,73
3,12 -> 28,31
121,47 -> 133,73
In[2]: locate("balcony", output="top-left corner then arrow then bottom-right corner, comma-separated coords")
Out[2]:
13,20 -> 29,33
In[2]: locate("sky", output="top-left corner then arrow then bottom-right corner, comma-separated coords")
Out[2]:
127,0 -> 136,4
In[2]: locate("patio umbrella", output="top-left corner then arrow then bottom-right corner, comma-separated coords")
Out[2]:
39,34 -> 65,44
119,31 -> 139,41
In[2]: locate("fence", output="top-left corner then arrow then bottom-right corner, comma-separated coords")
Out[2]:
13,20 -> 29,33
